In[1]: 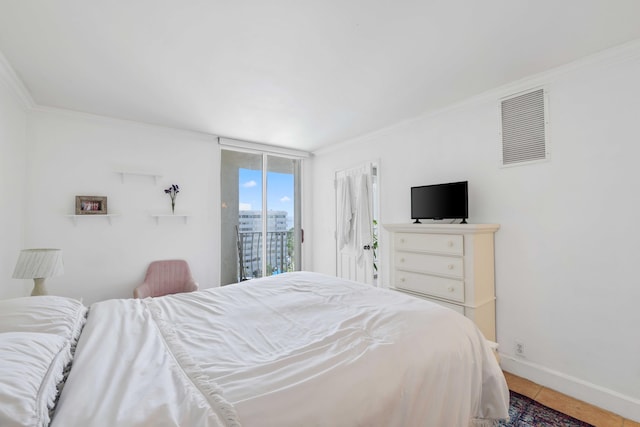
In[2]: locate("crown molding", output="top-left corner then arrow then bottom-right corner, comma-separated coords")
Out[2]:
0,49 -> 216,140
0,50 -> 35,110
30,104 -> 217,141
3,37 -> 640,152
488,37 -> 640,101
313,37 -> 640,156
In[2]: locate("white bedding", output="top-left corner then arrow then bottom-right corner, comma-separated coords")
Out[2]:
52,272 -> 509,427
0,333 -> 70,427
0,295 -> 87,341
0,296 -> 87,427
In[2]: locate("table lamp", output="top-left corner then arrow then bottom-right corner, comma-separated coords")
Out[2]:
12,248 -> 64,296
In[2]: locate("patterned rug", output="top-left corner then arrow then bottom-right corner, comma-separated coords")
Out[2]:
499,391 -> 594,426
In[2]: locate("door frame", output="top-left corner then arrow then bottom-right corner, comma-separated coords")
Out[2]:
334,160 -> 379,285
219,140 -> 308,284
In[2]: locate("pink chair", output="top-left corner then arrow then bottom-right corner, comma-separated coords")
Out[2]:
133,260 -> 199,298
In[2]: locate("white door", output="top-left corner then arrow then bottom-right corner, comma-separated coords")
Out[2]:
335,162 -> 377,285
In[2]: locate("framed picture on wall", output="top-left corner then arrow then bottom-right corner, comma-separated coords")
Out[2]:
75,196 -> 108,215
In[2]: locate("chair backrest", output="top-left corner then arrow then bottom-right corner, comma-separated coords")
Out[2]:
144,259 -> 194,296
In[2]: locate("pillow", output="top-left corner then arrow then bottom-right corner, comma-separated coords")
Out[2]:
0,332 -> 71,427
0,296 -> 87,342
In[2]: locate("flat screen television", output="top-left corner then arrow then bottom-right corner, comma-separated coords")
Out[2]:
411,181 -> 468,224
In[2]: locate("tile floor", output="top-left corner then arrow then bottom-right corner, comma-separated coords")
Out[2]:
503,372 -> 640,427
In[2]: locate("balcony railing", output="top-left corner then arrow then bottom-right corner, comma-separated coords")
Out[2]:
238,230 -> 294,280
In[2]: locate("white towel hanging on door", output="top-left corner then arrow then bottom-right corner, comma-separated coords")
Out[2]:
353,173 -> 372,266
336,175 -> 354,250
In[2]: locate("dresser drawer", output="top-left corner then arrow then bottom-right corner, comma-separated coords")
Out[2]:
394,251 -> 463,278
394,233 -> 463,256
394,269 -> 464,302
394,288 -> 465,315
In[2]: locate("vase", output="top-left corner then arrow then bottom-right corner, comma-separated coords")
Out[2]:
171,200 -> 175,214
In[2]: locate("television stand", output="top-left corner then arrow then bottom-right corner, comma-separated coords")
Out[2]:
383,222 -> 500,342
461,218 -> 467,224
413,219 -> 422,224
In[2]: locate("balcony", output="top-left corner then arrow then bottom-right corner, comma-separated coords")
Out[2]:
238,230 -> 294,281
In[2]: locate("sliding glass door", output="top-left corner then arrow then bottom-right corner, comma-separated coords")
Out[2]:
265,155 -> 301,276
220,149 -> 301,285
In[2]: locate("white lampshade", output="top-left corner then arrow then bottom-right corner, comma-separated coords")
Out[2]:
12,249 -> 64,296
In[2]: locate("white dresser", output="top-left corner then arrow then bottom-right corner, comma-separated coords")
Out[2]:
383,223 -> 499,341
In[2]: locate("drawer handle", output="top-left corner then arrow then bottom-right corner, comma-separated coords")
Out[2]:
400,238 -> 405,243
448,240 -> 454,247
400,258 -> 405,263
400,277 -> 406,282
447,286 -> 455,292
447,264 -> 454,270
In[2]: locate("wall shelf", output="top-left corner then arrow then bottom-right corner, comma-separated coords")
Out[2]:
66,214 -> 121,226
150,214 -> 191,225
115,170 -> 162,185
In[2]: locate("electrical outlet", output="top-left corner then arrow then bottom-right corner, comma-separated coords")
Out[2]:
515,341 -> 525,357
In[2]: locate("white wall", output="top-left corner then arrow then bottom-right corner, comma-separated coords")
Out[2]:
23,110 -> 220,304
2,34 -> 638,420
0,73 -> 29,299
309,45 -> 640,419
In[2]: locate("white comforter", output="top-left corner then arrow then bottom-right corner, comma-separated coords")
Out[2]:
0,296 -> 87,427
52,272 -> 509,427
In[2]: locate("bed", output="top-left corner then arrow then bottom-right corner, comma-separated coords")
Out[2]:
1,271 -> 509,426
0,295 -> 87,427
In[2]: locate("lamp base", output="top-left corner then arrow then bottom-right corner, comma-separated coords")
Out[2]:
31,278 -> 48,296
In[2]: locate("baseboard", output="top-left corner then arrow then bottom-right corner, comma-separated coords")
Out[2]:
500,354 -> 640,422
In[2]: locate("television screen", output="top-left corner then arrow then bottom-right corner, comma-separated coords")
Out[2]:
411,181 -> 468,223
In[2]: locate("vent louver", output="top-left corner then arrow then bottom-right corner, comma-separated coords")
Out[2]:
500,88 -> 548,166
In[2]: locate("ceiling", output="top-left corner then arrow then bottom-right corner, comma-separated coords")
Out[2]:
1,1 -> 640,152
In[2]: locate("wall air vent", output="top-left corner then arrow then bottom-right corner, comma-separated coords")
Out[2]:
500,88 -> 548,166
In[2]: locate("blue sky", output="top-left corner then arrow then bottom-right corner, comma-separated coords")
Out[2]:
239,168 -> 294,218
